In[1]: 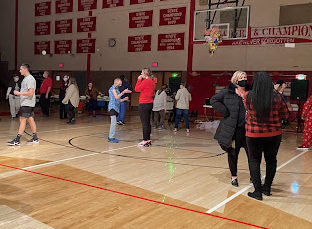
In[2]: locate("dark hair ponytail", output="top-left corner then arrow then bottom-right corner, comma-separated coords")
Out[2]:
158,84 -> 167,95
246,72 -> 273,123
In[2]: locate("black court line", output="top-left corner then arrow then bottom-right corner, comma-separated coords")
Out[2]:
23,131 -> 312,175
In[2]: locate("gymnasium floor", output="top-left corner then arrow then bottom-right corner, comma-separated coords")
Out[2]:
0,111 -> 311,229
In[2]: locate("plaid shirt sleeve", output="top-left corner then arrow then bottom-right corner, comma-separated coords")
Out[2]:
245,92 -> 289,137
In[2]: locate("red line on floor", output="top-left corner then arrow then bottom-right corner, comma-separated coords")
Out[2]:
0,163 -> 268,229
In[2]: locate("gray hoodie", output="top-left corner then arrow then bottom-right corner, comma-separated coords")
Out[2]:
175,88 -> 192,110
153,90 -> 167,111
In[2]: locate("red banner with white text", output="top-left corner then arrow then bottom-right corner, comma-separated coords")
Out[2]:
78,0 -> 97,11
55,19 -> 73,34
130,0 -> 153,4
129,10 -> 153,28
35,2 -> 51,16
77,39 -> 96,53
56,0 -> 73,14
128,35 -> 152,52
55,40 -> 72,54
34,41 -> 50,55
219,23 -> 312,46
77,17 -> 96,32
159,7 -> 186,26
158,33 -> 184,51
35,22 -> 51,36
102,0 -> 124,8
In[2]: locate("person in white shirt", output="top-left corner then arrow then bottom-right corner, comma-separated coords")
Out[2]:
174,82 -> 192,133
7,64 -> 38,146
153,84 -> 167,129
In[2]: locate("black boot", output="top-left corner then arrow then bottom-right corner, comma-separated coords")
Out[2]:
248,191 -> 263,200
261,185 -> 271,196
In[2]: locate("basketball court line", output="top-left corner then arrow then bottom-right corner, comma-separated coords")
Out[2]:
0,162 -> 268,229
0,145 -> 137,178
2,129 -> 310,177
0,123 -> 107,139
206,150 -> 309,214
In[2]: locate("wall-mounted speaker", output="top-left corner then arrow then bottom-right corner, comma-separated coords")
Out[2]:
169,77 -> 181,95
290,79 -> 309,101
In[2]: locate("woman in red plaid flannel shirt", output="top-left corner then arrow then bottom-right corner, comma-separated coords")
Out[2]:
237,72 -> 289,201
297,95 -> 312,150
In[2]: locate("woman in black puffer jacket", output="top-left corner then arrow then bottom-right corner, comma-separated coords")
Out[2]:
210,71 -> 250,187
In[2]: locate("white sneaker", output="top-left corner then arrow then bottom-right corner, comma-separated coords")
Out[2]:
297,146 -> 309,151
27,138 -> 39,144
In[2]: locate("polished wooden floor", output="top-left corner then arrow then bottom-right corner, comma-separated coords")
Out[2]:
0,110 -> 311,229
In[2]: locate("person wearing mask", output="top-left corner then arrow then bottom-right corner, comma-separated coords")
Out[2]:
274,80 -> 292,111
174,82 -> 192,133
210,71 -> 250,187
153,84 -> 167,130
117,75 -> 133,125
62,77 -> 80,124
85,82 -> 102,117
297,94 -> 312,150
6,73 -> 21,119
135,68 -> 156,147
59,75 -> 70,119
108,78 -> 131,143
7,64 -> 39,146
237,72 -> 289,200
39,71 -> 53,117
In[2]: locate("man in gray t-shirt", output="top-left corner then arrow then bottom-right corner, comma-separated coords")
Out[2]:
20,72 -> 36,107
7,64 -> 39,146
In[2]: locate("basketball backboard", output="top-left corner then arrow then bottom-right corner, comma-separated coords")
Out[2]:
193,6 -> 250,42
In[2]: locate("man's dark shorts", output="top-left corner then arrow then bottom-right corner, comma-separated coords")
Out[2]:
20,106 -> 35,118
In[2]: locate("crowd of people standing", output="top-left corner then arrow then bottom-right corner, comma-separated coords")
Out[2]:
5,65 -> 312,201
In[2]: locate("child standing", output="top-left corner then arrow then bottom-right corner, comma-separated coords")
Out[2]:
174,82 -> 192,132
108,78 -> 131,143
298,95 -> 312,150
153,84 -> 167,129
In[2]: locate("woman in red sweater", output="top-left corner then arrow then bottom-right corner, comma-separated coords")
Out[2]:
135,68 -> 156,147
237,72 -> 289,200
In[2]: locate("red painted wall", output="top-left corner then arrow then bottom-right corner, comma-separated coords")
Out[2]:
187,71 -> 312,115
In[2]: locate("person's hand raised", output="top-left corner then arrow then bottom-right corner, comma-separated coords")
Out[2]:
123,88 -> 132,94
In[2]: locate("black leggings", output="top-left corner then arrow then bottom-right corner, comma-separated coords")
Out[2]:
227,127 -> 248,177
65,101 -> 75,122
59,92 -> 67,119
246,135 -> 282,192
139,103 -> 153,141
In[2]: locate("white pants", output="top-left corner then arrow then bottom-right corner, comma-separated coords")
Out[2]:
9,94 -> 20,117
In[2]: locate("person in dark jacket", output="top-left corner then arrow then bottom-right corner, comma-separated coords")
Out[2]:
59,74 -> 70,119
210,71 -> 249,187
117,75 -> 133,125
